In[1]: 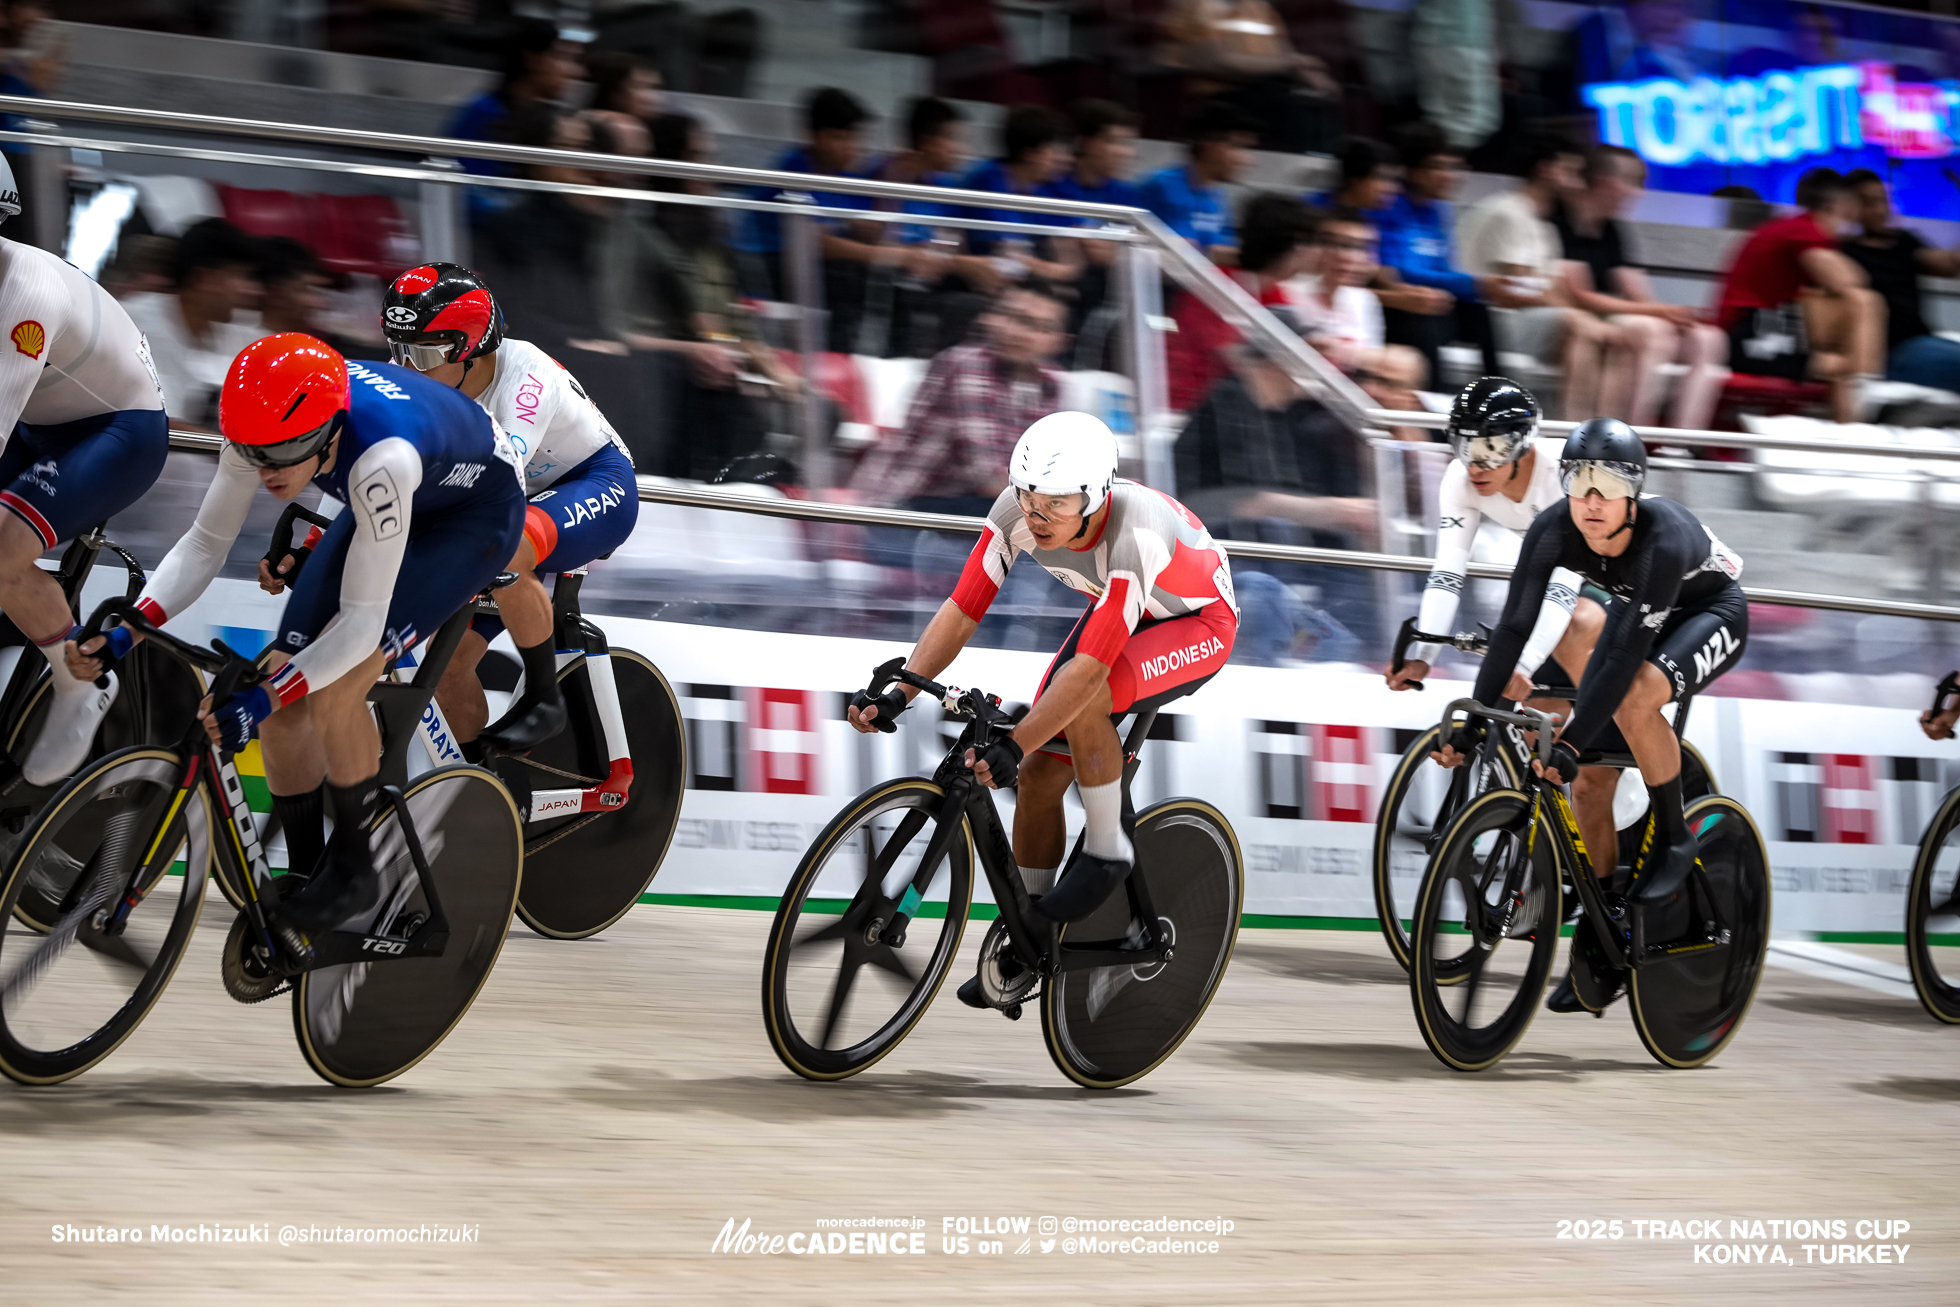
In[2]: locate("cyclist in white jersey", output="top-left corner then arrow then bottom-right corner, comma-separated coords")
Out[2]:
377,264 -> 637,754
849,413 -> 1238,992
1385,377 -> 1603,700
0,154 -> 172,784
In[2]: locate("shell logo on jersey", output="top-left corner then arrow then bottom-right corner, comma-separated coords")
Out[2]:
11,320 -> 44,359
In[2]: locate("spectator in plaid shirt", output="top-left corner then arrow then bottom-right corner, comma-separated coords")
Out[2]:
854,283 -> 1069,515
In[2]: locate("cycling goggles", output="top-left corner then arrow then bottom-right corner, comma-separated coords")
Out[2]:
1015,489 -> 1087,523
230,414 -> 341,470
1559,458 -> 1644,500
388,338 -> 460,371
1450,426 -> 1530,470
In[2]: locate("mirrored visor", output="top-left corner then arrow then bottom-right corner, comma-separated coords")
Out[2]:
1559,459 -> 1643,500
388,339 -> 460,371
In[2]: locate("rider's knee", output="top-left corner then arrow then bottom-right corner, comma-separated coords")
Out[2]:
1572,766 -> 1618,802
1569,597 -> 1605,642
1018,748 -> 1074,798
1616,662 -> 1673,716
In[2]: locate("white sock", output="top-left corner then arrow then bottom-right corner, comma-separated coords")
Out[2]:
1078,779 -> 1132,863
1019,865 -> 1057,895
37,629 -> 89,698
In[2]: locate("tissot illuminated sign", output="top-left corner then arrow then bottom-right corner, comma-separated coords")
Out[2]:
1584,62 -> 1959,166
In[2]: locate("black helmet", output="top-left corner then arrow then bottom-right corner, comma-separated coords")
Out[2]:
381,262 -> 505,370
1559,417 -> 1647,500
1446,376 -> 1540,469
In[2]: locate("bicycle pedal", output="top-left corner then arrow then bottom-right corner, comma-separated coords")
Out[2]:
1002,1003 -> 1022,1021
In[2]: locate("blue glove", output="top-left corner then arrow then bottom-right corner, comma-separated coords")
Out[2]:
210,685 -> 274,754
97,622 -> 135,666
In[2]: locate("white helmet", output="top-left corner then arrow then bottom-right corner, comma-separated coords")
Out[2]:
1008,411 -> 1119,517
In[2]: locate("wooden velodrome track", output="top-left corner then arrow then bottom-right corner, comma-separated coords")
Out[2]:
3,902 -> 1952,1303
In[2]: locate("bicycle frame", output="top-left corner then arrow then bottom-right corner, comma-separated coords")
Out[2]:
413,569 -> 633,824
1438,697 -> 1730,973
862,661 -> 1172,979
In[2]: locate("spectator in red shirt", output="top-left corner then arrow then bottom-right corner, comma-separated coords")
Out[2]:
1716,167 -> 1884,422
1166,192 -> 1310,412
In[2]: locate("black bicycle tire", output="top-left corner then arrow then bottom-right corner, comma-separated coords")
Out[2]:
512,650 -> 687,940
291,763 -> 523,1088
0,746 -> 210,1085
1372,724 -> 1524,972
1627,795 -> 1772,1068
1041,797 -> 1244,1090
1409,788 -> 1562,1072
1906,784 -> 1960,1024
9,649 -> 210,927
761,777 -> 974,1081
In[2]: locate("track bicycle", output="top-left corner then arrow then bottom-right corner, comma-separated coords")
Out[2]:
0,595 -> 523,1087
761,658 -> 1243,1090
1903,672 -> 1960,1023
258,503 -> 688,941
1372,617 -> 1718,972
1408,698 -> 1770,1072
2,524 -> 204,929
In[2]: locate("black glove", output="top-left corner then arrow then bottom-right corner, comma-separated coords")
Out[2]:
1540,739 -> 1582,787
850,686 -> 908,733
1442,720 -> 1484,760
971,734 -> 1024,789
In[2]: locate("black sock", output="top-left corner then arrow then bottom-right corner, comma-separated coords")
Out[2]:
272,787 -> 325,879
1647,773 -> 1686,845
516,638 -> 561,704
326,777 -> 379,871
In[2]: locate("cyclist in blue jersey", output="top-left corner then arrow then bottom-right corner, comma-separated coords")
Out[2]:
0,155 -> 170,785
71,334 -> 527,940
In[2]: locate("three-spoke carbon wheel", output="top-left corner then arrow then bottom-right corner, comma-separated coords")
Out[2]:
506,651 -> 687,939
293,764 -> 522,1087
8,647 -> 207,927
1042,798 -> 1243,1090
762,778 -> 974,1081
1410,789 -> 1563,1071
0,747 -> 211,1084
1628,795 -> 1771,1067
1373,726 -> 1522,971
1906,786 -> 1960,1023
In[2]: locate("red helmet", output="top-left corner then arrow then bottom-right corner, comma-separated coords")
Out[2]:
382,262 -> 504,370
220,333 -> 350,469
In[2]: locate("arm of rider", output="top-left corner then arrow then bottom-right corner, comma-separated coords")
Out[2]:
1389,463 -> 1477,691
1922,676 -> 1960,740
70,444 -> 262,681
968,651 -> 1111,789
846,599 -> 979,733
1432,511 -> 1561,766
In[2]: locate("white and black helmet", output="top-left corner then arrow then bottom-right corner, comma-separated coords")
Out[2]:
1447,376 -> 1540,470
1009,411 -> 1119,517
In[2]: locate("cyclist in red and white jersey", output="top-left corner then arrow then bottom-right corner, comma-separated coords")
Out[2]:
848,412 -> 1237,998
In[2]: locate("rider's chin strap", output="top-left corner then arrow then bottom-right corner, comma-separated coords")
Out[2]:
455,356 -> 475,389
1069,487 -> 1103,543
1607,497 -> 1637,539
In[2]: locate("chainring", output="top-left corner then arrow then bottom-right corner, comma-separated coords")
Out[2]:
976,918 -> 1039,1009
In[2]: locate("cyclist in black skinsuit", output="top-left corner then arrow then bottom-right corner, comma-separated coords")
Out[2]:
1435,418 -> 1747,1011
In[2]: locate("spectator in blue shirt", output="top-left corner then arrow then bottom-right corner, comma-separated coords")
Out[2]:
875,96 -> 1009,355
736,87 -> 889,351
1373,121 -> 1535,386
447,18 -> 583,218
1053,99 -> 1143,364
1139,102 -> 1256,264
960,105 -> 1082,287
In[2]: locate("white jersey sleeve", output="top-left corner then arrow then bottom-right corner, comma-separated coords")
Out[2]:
476,339 -> 630,494
265,438 -> 422,707
1414,461 -> 1481,664
134,443 -> 261,625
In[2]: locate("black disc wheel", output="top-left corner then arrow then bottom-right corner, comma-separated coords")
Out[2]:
1042,798 -> 1243,1090
1373,725 -> 1523,971
762,778 -> 973,1080
1906,787 -> 1960,1023
292,764 -> 522,1088
1410,789 -> 1563,1072
0,747 -> 210,1084
503,650 -> 686,940
1628,795 -> 1772,1068
8,647 -> 207,927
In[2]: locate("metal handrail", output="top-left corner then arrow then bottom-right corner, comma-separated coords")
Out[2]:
158,428 -> 1960,619
19,90 -> 1960,464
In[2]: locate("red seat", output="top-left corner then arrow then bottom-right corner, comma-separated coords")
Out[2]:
314,193 -> 416,280
1712,374 -> 1832,431
215,184 -> 320,249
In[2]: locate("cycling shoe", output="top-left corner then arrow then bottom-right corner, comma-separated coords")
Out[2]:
1630,831 -> 1699,906
280,853 -> 382,934
1032,852 -> 1133,924
956,975 -> 989,1009
23,674 -> 118,787
479,689 -> 568,753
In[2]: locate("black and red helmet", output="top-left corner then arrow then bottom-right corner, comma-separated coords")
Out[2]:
381,262 -> 505,370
